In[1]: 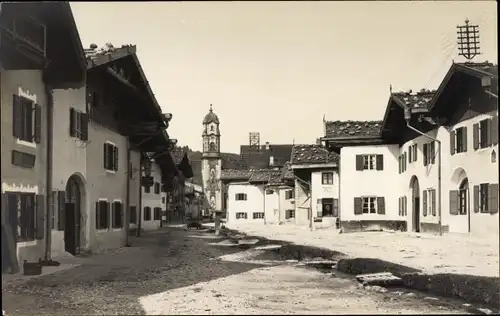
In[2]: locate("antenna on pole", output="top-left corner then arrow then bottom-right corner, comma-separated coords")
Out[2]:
457,18 -> 481,60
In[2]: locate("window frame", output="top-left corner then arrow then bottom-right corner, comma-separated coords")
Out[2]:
112,200 -> 123,229
455,126 -> 465,153
17,96 -> 35,143
153,207 -> 162,221
144,206 -> 152,221
361,196 -> 377,214
18,193 -> 36,242
362,154 -> 376,170
104,141 -> 118,172
235,212 -> 247,219
252,212 -> 265,219
235,193 -> 247,201
479,183 -> 489,213
479,119 -> 489,149
321,172 -> 334,185
285,209 -> 295,219
96,199 -> 110,231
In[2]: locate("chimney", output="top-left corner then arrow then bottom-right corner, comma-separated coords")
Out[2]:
265,142 -> 270,150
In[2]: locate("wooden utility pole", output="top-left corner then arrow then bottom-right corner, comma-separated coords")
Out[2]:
457,19 -> 480,60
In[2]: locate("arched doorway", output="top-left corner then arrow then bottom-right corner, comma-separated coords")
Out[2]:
410,176 -> 420,232
65,175 -> 82,255
459,177 -> 471,232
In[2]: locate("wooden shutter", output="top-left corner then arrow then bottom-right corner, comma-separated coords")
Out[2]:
462,127 -> 468,151
34,104 -> 42,144
403,196 -> 407,216
57,190 -> 66,230
354,197 -> 362,215
95,201 -> 101,229
103,143 -> 108,169
490,116 -> 498,146
413,145 -> 417,162
449,190 -> 459,215
80,113 -> 89,141
450,130 -> 456,155
377,197 -> 385,214
422,190 -> 428,216
355,155 -> 363,171
431,189 -> 436,216
13,94 -> 23,138
113,146 -> 119,171
486,119 -> 492,147
488,183 -> 499,214
404,152 -> 407,171
473,123 -> 479,150
111,202 -> 116,228
35,194 -> 45,240
473,185 -> 479,213
398,156 -> 401,174
430,142 -> 436,164
332,199 -> 339,217
409,149 -> 413,163
69,108 -> 76,137
423,143 -> 428,166
398,197 -> 401,216
376,154 -> 384,170
106,202 -> 111,228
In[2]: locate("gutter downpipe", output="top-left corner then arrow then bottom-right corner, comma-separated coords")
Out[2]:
44,84 -> 54,261
124,139 -> 131,246
404,109 -> 442,236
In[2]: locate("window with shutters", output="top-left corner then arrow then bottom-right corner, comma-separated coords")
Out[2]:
398,196 -> 408,217
252,212 -> 264,219
235,193 -> 247,201
154,207 -> 162,220
16,193 -> 36,242
130,205 -> 137,224
398,153 -> 407,173
479,119 -> 490,149
236,212 -> 247,219
144,206 -> 152,221
423,141 -> 436,165
362,155 -> 376,170
144,184 -> 151,194
154,182 -> 161,194
424,189 -> 436,216
13,95 -> 41,144
69,108 -> 89,141
454,127 -> 467,153
104,142 -> 119,172
361,197 -> 377,214
96,200 -> 110,230
112,201 -> 123,228
321,172 -> 334,185
285,209 -> 295,219
285,190 -> 294,200
479,183 -> 489,213
356,154 -> 383,171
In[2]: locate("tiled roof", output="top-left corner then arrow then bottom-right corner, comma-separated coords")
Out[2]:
268,170 -> 284,185
391,90 -> 436,109
281,162 -> 294,181
324,120 -> 382,138
220,169 -> 252,181
221,167 -> 293,185
291,144 -> 339,165
239,144 -> 293,169
457,62 -> 498,77
248,170 -> 271,183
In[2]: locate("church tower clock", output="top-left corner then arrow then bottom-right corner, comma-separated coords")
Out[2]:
201,104 -> 222,216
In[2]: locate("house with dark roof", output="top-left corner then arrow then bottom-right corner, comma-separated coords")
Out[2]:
220,166 -> 294,224
290,145 -> 340,229
321,62 -> 498,236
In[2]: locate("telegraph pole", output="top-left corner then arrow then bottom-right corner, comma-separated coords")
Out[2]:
457,19 -> 481,60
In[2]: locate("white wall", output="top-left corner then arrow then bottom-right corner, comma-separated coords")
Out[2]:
141,161 -> 163,231
311,169 -> 339,228
264,188 -> 279,224
340,145 -> 400,222
227,183 -> 265,223
279,187 -> 295,223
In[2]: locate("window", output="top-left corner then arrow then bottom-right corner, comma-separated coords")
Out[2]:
162,197 -> 166,204
12,150 -> 36,168
451,126 -> 467,154
154,207 -> 162,220
144,184 -> 151,194
13,95 -> 41,143
144,206 -> 152,221
322,172 -> 334,185
96,200 -> 110,230
423,141 -> 435,166
398,152 -> 407,173
398,196 -> 408,217
252,212 -> 264,219
112,201 -> 123,228
236,212 -> 247,219
362,197 -> 377,214
104,142 -> 118,171
479,119 -> 489,149
285,190 -> 294,200
423,189 -> 436,216
321,198 -> 334,217
130,206 -> 137,224
285,209 -> 295,219
479,183 -> 489,213
411,144 -> 417,162
235,193 -> 247,201
209,142 -> 216,152
459,187 -> 468,215
69,108 -> 88,141
18,193 -> 36,241
154,182 -> 161,194
356,154 -> 383,171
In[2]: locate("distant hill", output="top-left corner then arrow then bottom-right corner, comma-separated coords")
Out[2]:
178,146 -> 241,186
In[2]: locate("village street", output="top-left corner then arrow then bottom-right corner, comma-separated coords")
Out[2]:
2,227 -> 476,315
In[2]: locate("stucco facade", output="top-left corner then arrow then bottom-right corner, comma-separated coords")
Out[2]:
141,160 -> 163,231
226,183 -> 265,223
311,170 -> 340,229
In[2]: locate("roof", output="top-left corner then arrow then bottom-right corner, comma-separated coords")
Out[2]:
291,144 -> 339,166
455,62 -> 498,78
391,90 -> 436,109
220,169 -> 253,181
220,167 -> 293,186
203,105 -> 220,124
239,144 -> 293,169
324,120 -> 382,138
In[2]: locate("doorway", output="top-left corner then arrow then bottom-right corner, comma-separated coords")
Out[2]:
410,176 -> 420,233
459,178 -> 471,233
65,175 -> 81,255
322,198 -> 334,217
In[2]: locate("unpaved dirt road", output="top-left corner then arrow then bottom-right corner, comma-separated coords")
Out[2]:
2,228 -> 473,315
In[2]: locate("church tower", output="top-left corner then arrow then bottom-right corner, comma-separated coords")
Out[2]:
201,104 -> 222,216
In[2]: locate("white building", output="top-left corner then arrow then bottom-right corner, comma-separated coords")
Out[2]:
290,145 -> 340,228
140,158 -> 164,231
322,62 -> 498,236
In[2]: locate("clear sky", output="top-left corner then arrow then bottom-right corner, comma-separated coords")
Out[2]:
70,1 -> 497,154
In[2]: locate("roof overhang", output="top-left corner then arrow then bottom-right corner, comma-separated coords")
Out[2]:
291,163 -> 337,170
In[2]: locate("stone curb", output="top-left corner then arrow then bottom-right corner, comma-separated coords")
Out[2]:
222,227 -> 499,310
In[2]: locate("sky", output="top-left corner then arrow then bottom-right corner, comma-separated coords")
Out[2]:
70,1 -> 497,154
